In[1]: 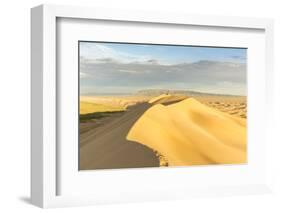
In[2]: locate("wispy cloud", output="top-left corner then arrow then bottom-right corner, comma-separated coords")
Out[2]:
80,43 -> 153,64
80,59 -> 246,95
80,72 -> 88,78
80,43 -> 176,65
118,69 -> 141,74
79,42 -> 247,95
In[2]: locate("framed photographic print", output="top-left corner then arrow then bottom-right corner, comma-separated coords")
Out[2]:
78,41 -> 247,170
31,4 -> 274,208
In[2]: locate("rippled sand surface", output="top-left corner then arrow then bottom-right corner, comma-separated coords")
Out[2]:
127,97 -> 246,166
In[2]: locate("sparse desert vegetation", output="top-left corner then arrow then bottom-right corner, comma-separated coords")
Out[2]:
127,95 -> 247,167
79,95 -> 151,132
80,101 -> 125,115
78,42 -> 247,170
196,96 -> 247,118
80,93 -> 247,169
80,96 -> 150,113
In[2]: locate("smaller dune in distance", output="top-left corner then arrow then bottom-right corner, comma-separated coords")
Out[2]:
79,90 -> 247,169
127,95 -> 246,166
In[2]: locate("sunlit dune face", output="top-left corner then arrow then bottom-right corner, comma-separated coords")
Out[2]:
79,41 -> 247,170
80,96 -> 150,114
127,95 -> 246,166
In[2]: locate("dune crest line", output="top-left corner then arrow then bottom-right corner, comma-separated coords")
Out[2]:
127,97 -> 247,166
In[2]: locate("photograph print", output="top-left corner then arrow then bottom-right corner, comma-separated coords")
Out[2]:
79,41 -> 247,170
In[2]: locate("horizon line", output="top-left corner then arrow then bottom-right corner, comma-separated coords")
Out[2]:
80,89 -> 246,97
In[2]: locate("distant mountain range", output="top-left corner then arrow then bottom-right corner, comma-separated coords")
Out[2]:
136,89 -> 243,97
81,89 -> 245,97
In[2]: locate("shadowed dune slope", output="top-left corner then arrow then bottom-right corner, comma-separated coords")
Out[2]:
127,98 -> 247,166
148,94 -> 171,104
149,94 -> 188,106
79,103 -> 159,170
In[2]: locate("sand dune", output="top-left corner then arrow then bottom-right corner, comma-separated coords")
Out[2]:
80,96 -> 150,110
149,94 -> 188,105
127,97 -> 247,166
148,94 -> 171,104
79,103 -> 159,170
197,96 -> 247,118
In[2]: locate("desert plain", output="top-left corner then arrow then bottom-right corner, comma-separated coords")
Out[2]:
79,90 -> 247,170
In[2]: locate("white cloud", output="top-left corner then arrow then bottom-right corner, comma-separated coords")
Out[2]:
80,43 -> 151,64
80,43 -> 174,65
118,69 -> 139,74
80,72 -> 88,78
79,43 -> 246,95
80,59 -> 246,95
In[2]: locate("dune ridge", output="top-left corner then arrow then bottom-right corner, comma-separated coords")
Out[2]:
148,94 -> 171,104
127,97 -> 246,166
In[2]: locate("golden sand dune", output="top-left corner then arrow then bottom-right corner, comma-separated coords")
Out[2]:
127,97 -> 246,166
149,94 -> 188,105
80,96 -> 150,110
148,94 -> 171,104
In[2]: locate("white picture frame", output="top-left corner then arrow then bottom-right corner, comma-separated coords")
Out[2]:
31,4 -> 274,208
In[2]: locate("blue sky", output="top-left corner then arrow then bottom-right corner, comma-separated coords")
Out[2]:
88,42 -> 246,64
80,42 -> 247,95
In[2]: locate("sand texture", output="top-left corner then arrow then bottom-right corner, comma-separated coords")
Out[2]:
127,97 -> 247,166
79,94 -> 247,169
79,103 -> 159,170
